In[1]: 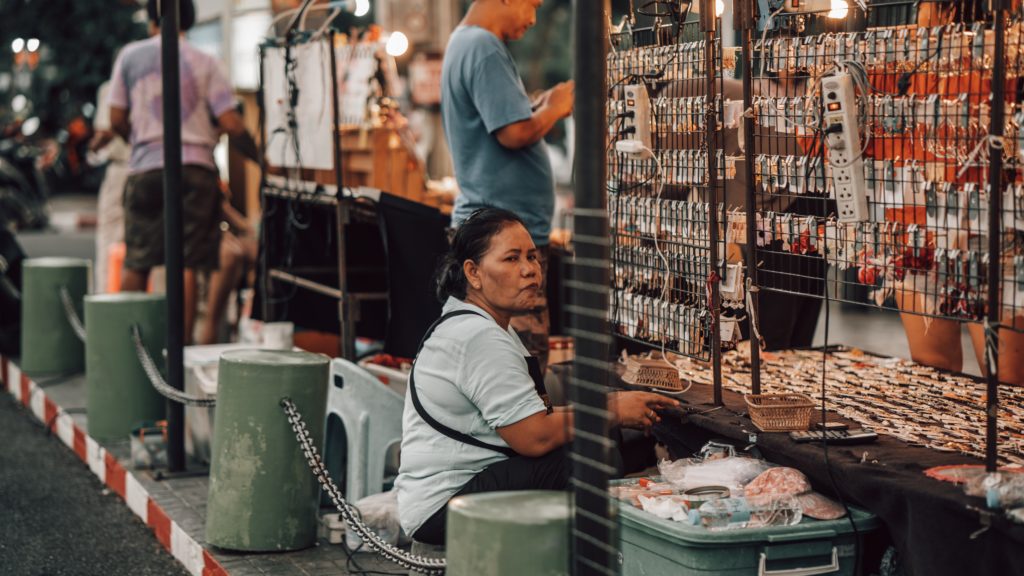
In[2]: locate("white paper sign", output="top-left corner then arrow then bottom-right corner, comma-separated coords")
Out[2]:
263,42 -> 334,170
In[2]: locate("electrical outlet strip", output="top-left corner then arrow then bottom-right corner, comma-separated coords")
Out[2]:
623,83 -> 653,150
822,72 -> 869,223
783,0 -> 832,11
615,139 -> 654,159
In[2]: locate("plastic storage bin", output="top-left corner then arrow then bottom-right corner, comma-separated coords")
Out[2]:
184,343 -> 285,464
618,499 -> 878,576
183,344 -> 247,464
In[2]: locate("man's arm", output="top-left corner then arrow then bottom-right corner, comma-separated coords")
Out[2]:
216,109 -> 261,164
495,80 -> 574,150
110,107 -> 130,142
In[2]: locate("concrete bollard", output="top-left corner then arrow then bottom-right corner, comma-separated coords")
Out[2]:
20,257 -> 90,376
446,491 -> 571,576
206,349 -> 330,552
84,293 -> 166,442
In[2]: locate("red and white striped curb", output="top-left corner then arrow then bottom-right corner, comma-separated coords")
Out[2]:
0,356 -> 228,576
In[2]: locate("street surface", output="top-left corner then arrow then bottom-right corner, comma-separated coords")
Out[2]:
0,392 -> 187,576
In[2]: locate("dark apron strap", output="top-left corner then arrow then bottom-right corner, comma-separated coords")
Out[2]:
409,310 -> 517,457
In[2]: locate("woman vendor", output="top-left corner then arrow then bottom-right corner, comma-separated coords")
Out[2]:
395,207 -> 679,545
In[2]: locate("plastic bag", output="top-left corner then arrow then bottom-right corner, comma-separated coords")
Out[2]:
345,490 -> 409,550
1008,507 -> 1024,525
964,472 -> 1024,508
658,456 -> 773,492
637,495 -> 690,522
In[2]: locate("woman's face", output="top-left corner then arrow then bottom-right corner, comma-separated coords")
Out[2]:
465,223 -> 542,314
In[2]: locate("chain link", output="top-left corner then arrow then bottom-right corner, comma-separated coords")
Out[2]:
59,286 -> 86,342
130,324 -> 217,408
280,398 -> 447,575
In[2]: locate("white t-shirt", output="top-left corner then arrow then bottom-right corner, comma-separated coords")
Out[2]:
395,297 -> 547,536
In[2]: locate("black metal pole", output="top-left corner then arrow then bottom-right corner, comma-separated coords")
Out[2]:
329,31 -> 343,192
740,0 -> 761,395
703,0 -> 723,406
985,1 -> 1007,475
570,2 -> 616,575
161,0 -> 185,473
258,44 -> 271,324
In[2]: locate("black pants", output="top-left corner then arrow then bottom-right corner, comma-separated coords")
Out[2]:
412,448 -> 571,545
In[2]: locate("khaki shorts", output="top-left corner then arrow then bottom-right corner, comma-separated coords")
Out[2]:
123,166 -> 221,272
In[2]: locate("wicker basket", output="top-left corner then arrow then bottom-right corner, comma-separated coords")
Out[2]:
621,357 -> 686,392
744,393 -> 815,432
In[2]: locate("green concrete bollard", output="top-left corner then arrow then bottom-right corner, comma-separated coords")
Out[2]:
20,257 -> 90,376
446,491 -> 571,576
206,349 -> 330,552
84,293 -> 166,442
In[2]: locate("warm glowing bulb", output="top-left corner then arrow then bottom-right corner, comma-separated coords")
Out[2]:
828,0 -> 848,19
354,0 -> 370,17
11,38 -> 24,53
715,0 -> 725,17
385,31 -> 409,57
26,38 -> 39,53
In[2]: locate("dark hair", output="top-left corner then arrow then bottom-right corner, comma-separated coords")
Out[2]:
147,0 -> 196,32
435,207 -> 527,302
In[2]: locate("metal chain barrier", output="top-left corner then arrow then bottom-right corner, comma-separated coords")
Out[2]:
130,324 -> 216,408
280,398 -> 447,575
59,286 -> 86,342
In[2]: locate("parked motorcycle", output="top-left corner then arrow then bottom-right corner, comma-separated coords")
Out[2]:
0,117 -> 50,231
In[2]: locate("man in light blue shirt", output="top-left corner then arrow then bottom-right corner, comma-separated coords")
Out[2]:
442,0 -> 574,370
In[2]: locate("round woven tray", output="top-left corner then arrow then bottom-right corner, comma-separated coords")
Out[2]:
621,356 -> 686,392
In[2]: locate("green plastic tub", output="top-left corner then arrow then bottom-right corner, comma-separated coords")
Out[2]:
618,498 -> 878,576
205,349 -> 330,552
446,491 -> 570,576
20,257 -> 90,376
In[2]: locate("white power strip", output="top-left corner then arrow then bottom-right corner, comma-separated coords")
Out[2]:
615,139 -> 654,159
783,0 -> 832,11
822,72 -> 869,223
623,84 -> 653,150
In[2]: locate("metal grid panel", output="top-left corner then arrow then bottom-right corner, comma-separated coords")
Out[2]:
606,16 -> 733,361
747,2 -> 1024,332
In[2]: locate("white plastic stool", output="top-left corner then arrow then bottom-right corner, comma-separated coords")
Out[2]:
326,358 -> 405,502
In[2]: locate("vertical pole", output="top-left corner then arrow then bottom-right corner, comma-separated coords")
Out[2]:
328,32 -> 355,360
570,1 -> 617,575
740,0 -> 761,395
337,201 -> 354,360
703,0 -> 723,406
330,32 -> 343,194
985,1 -> 1007,474
258,45 -> 271,323
160,0 -> 185,472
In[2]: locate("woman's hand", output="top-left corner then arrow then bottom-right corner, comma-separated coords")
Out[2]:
608,391 -> 681,430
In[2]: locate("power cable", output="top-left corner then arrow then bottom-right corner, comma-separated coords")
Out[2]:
820,289 -> 862,575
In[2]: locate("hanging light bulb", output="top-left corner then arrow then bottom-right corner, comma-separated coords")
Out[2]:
715,0 -> 725,17
354,0 -> 370,17
385,31 -> 409,57
26,38 -> 40,53
11,38 -> 24,53
827,0 -> 849,19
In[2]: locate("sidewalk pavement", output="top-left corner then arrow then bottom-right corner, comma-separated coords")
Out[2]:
0,356 -> 405,576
